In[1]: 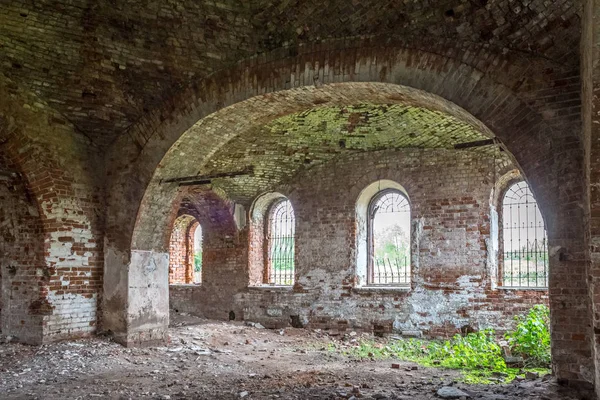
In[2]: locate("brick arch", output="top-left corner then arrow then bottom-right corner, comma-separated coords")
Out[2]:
353,179 -> 411,288
168,214 -> 198,285
106,44 -> 555,255
169,191 -> 246,319
491,171 -> 549,289
0,76 -> 104,343
130,79 -> 504,252
103,45 -> 590,384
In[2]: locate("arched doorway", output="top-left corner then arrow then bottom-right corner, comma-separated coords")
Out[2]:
168,215 -> 202,285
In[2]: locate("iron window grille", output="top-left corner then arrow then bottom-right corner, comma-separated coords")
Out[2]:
368,189 -> 411,285
501,181 -> 548,288
266,199 -> 295,285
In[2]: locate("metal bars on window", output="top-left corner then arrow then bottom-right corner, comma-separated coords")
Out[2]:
267,199 -> 295,285
501,181 -> 548,288
369,190 -> 411,285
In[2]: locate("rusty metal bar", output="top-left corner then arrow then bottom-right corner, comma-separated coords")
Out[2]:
161,166 -> 254,185
178,179 -> 213,187
453,138 -> 496,150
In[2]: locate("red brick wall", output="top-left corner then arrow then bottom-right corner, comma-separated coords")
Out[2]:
582,1 -> 600,392
168,215 -> 197,284
170,149 -> 549,337
0,76 -> 104,343
247,193 -> 287,286
248,216 -> 266,285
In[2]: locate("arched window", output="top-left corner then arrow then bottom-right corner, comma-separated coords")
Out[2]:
501,181 -> 548,288
266,199 -> 295,285
368,189 -> 411,285
192,223 -> 203,284
169,215 -> 202,284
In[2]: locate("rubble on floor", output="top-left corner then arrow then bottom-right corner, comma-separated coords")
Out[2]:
0,315 -> 592,399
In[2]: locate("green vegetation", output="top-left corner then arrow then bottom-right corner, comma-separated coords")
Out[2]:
374,224 -> 409,265
331,305 -> 551,384
270,237 -> 295,273
194,250 -> 202,273
505,305 -> 551,367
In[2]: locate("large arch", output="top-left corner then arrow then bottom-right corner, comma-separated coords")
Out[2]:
102,45 -> 589,384
0,75 -> 105,343
105,43 -> 576,254
168,190 -> 245,320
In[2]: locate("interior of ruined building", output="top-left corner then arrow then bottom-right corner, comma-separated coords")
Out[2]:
1,1 -> 600,399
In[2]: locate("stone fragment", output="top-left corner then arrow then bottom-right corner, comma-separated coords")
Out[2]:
503,356 -> 524,368
436,386 -> 471,399
244,321 -> 265,329
525,371 -> 539,380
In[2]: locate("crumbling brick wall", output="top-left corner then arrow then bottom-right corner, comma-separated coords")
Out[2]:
0,76 -> 104,343
259,149 -> 548,336
171,149 -> 548,337
247,192 -> 287,286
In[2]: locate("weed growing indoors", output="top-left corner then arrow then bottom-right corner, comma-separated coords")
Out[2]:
332,305 -> 551,384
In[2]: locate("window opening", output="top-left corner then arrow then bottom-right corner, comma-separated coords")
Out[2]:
267,199 -> 295,285
369,190 -> 411,285
193,224 -> 202,283
502,181 -> 548,288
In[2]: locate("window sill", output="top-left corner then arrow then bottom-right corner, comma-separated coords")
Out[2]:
353,286 -> 411,294
248,285 -> 293,292
496,286 -> 548,291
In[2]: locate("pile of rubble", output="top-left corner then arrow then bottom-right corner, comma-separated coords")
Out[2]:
0,315 -> 591,399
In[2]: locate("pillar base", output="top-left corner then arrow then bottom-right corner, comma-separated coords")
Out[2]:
113,328 -> 169,348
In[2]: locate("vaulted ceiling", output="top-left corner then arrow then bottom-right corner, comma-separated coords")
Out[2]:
199,103 -> 510,203
0,0 -> 581,147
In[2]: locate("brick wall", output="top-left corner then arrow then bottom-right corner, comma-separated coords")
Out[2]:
0,0 -> 588,384
170,149 -> 549,337
581,0 -> 600,393
0,154 -> 47,344
247,192 -> 288,286
0,75 -> 104,343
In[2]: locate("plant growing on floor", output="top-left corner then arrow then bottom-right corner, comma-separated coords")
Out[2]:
335,305 -> 551,383
341,330 -> 511,383
504,304 -> 551,367
435,330 -> 506,372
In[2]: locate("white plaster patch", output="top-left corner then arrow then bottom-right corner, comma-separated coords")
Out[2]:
45,291 -> 97,336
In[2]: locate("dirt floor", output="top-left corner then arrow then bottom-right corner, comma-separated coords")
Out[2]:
0,314 -> 593,400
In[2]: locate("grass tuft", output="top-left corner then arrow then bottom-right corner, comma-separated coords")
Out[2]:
328,305 -> 552,384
